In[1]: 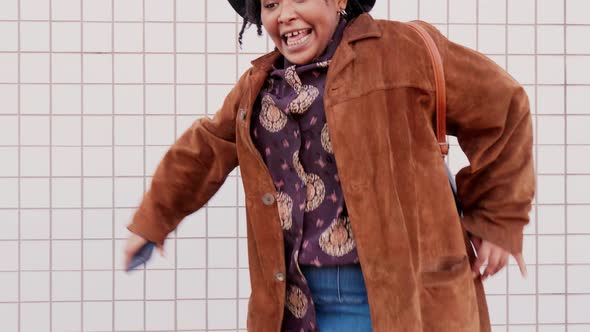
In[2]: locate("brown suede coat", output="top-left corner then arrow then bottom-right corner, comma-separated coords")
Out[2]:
127,13 -> 534,332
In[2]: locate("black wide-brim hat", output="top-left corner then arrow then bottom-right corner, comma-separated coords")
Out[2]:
228,0 -> 376,18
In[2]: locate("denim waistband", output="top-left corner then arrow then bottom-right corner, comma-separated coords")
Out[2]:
300,264 -> 368,304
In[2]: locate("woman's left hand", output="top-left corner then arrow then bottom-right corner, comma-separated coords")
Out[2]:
470,234 -> 528,281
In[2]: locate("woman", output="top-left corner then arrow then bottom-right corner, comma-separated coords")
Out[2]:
123,1 -> 534,331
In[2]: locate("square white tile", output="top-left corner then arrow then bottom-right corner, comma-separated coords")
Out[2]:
177,54 -> 206,84
52,84 -> 82,114
177,300 -> 206,330
177,0 -> 205,22
21,271 -> 49,301
145,115 -> 175,145
52,0 -> 81,21
567,175 -> 590,204
114,0 -> 142,21
145,0 -> 174,21
537,0 -> 564,24
419,0 -> 447,23
145,22 -> 174,53
82,301 -> 112,332
21,302 -> 50,332
52,271 -> 81,301
83,209 -> 113,239
536,25 -> 564,54
177,238 -> 206,268
20,115 -> 50,145
52,302 -> 81,332
567,56 -> 590,84
508,295 -> 536,324
83,178 -> 113,208
52,54 -> 82,84
52,209 -> 82,239
566,0 -> 590,24
20,178 -> 50,208
114,301 -> 143,330
0,272 -> 18,301
538,56 -> 565,84
52,22 -> 81,52
479,0 -> 506,24
52,147 -> 82,177
567,265 -> 590,293
82,0 -> 111,21
177,85 -> 206,115
145,85 -> 174,114
83,146 -> 113,176
114,85 -> 143,114
567,205 -> 590,233
208,268 -> 237,298
537,204 -> 565,234
207,207 -> 237,237
20,0 -> 49,20
208,177 -> 238,207
114,146 -> 144,176
538,264 -> 565,293
20,84 -> 50,114
208,23 -> 237,53
20,53 -> 49,83
507,25 -> 535,54
83,116 -> 113,146
114,54 -> 144,84
114,22 -> 143,52
507,0 -> 535,24
83,239 -> 113,269
567,86 -> 590,114
114,177 -> 143,207
83,84 -> 113,114
208,299 -> 237,330
20,209 -> 50,239
82,54 -> 112,84
145,54 -> 174,83
83,22 -> 113,52
20,22 -> 49,51
208,238 -> 237,268
207,54 -> 237,84
83,270 -> 113,300
0,210 -> 18,240
0,85 -> 18,114
567,235 -> 590,264
52,240 -> 82,270
538,295 -> 565,324
146,270 -> 175,299
146,300 -> 175,330
114,269 -> 144,299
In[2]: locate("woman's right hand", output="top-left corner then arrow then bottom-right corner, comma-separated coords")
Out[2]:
122,232 -> 164,271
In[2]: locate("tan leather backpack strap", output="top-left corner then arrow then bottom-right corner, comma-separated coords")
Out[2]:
406,21 -> 448,157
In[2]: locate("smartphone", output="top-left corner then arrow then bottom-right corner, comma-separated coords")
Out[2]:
126,241 -> 156,272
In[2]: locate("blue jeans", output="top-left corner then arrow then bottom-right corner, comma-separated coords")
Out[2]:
300,264 -> 373,332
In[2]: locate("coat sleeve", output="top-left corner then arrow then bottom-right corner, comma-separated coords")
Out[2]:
415,21 -> 535,256
126,69 -> 251,247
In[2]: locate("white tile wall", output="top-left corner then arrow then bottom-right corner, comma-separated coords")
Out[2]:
0,0 -> 588,331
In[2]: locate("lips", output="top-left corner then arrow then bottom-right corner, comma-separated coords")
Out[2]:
282,28 -> 313,50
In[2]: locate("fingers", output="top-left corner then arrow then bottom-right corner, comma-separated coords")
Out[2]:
122,233 -> 148,271
481,250 -> 508,281
514,253 -> 528,278
471,244 -> 488,279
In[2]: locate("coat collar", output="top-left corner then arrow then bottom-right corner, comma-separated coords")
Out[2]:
249,13 -> 382,73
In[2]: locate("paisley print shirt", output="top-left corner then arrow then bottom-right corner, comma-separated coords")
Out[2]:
250,17 -> 359,332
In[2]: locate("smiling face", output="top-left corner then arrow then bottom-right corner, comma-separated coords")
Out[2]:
260,0 -> 348,65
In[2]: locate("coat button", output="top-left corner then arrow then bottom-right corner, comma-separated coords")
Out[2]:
239,108 -> 246,120
274,272 -> 285,282
261,193 -> 275,205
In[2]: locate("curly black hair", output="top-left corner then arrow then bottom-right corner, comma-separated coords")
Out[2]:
237,0 -> 369,48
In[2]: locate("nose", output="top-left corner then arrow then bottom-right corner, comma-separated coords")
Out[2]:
277,2 -> 297,24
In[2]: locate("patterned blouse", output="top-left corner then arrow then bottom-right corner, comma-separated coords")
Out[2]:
250,17 -> 359,332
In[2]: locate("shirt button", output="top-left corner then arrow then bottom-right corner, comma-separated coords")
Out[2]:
261,193 -> 275,205
239,108 -> 246,120
274,272 -> 285,282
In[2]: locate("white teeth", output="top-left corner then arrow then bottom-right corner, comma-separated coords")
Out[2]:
284,29 -> 309,39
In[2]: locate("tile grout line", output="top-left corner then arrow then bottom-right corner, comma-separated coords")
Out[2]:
79,0 -> 85,330
205,1 -> 209,330
142,0 -> 148,330
17,0 -> 21,330
534,0 -> 539,330
563,0 -> 568,330
111,0 -> 116,330
49,0 -> 53,330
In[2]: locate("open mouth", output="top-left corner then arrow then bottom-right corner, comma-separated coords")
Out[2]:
282,28 -> 313,48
